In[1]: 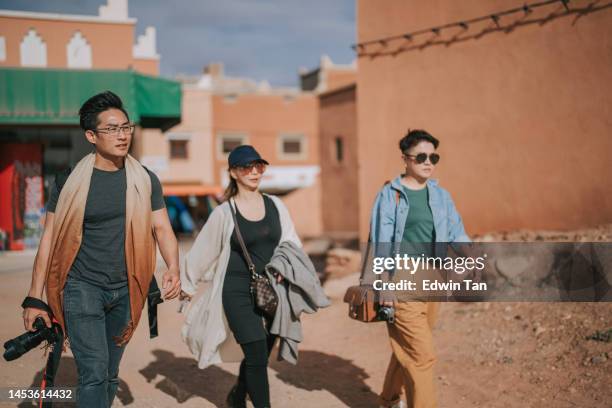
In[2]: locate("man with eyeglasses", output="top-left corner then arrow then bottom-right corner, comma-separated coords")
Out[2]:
22,91 -> 181,407
369,129 -> 471,408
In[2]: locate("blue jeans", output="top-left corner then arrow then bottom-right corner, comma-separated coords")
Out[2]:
63,277 -> 131,408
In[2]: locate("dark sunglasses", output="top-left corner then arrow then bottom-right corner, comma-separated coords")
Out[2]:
234,162 -> 267,174
404,153 -> 440,165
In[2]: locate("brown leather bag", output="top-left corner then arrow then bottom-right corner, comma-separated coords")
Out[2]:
231,199 -> 278,318
343,187 -> 400,323
343,284 -> 380,322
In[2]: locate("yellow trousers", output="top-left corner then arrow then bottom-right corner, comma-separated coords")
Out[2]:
379,301 -> 440,408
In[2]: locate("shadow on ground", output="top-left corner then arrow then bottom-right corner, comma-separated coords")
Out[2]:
17,356 -> 133,407
139,348 -> 378,407
139,349 -> 237,406
270,349 -> 379,407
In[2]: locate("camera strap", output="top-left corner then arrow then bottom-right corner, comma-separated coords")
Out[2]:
22,280 -> 162,339
19,297 -> 63,407
21,297 -> 53,315
147,277 -> 164,339
39,318 -> 64,408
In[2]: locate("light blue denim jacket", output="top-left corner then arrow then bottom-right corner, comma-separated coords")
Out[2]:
369,175 -> 470,257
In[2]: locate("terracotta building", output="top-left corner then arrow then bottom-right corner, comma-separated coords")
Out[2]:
318,83 -> 358,238
298,56 -> 358,238
354,0 -> 612,239
300,55 -> 356,94
0,0 -> 182,249
0,0 -> 159,75
138,81 -> 217,197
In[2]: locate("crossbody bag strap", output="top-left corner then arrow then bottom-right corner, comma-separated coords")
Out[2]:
358,235 -> 372,284
230,198 -> 258,278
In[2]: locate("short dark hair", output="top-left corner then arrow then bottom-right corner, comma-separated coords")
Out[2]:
78,91 -> 129,131
399,129 -> 439,152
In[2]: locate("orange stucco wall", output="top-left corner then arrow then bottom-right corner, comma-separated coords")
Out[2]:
152,86 -> 214,185
281,179 -> 323,239
132,86 -> 215,187
325,69 -> 357,92
319,84 -> 359,235
0,16 -> 134,69
0,15 -> 159,74
132,58 -> 159,76
212,93 -> 319,179
356,0 -> 612,239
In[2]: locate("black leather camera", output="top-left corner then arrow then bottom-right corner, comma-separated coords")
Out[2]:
3,317 -> 63,361
377,305 -> 395,323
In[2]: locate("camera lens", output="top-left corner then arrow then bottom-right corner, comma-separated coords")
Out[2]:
2,317 -> 51,362
3,338 -> 28,361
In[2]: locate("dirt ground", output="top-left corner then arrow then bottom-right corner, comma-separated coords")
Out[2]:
0,228 -> 610,408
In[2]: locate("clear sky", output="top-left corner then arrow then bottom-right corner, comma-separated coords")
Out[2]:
0,0 -> 356,86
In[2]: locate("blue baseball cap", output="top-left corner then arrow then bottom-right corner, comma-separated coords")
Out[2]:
228,145 -> 269,168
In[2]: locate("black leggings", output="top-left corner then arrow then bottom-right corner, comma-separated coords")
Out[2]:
235,334 -> 276,408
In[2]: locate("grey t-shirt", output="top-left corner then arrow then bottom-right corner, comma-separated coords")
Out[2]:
46,167 -> 165,289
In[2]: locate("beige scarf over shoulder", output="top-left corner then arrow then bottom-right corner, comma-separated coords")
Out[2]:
45,153 -> 156,345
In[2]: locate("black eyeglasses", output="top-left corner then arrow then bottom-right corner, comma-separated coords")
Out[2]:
93,124 -> 135,137
404,153 -> 440,165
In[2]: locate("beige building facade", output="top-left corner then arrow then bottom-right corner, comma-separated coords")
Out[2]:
139,84 -> 218,197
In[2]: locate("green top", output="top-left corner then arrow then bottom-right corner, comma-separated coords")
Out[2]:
401,186 -> 435,256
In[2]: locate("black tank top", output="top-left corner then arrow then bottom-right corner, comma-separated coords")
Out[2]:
226,195 -> 282,279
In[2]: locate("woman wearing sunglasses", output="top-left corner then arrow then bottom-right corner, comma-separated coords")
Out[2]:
179,145 -> 302,408
371,129 -> 470,408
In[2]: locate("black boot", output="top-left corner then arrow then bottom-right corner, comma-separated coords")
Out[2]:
226,384 -> 247,408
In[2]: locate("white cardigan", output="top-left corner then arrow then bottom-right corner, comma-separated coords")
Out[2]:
180,195 -> 301,369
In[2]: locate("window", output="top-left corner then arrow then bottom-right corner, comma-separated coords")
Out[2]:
335,136 -> 344,163
67,31 -> 92,69
218,133 -> 248,157
223,94 -> 238,103
170,140 -> 188,159
0,37 -> 6,62
20,29 -> 47,67
278,133 -> 307,160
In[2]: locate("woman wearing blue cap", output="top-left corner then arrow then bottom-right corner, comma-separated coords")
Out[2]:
179,145 -> 329,408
